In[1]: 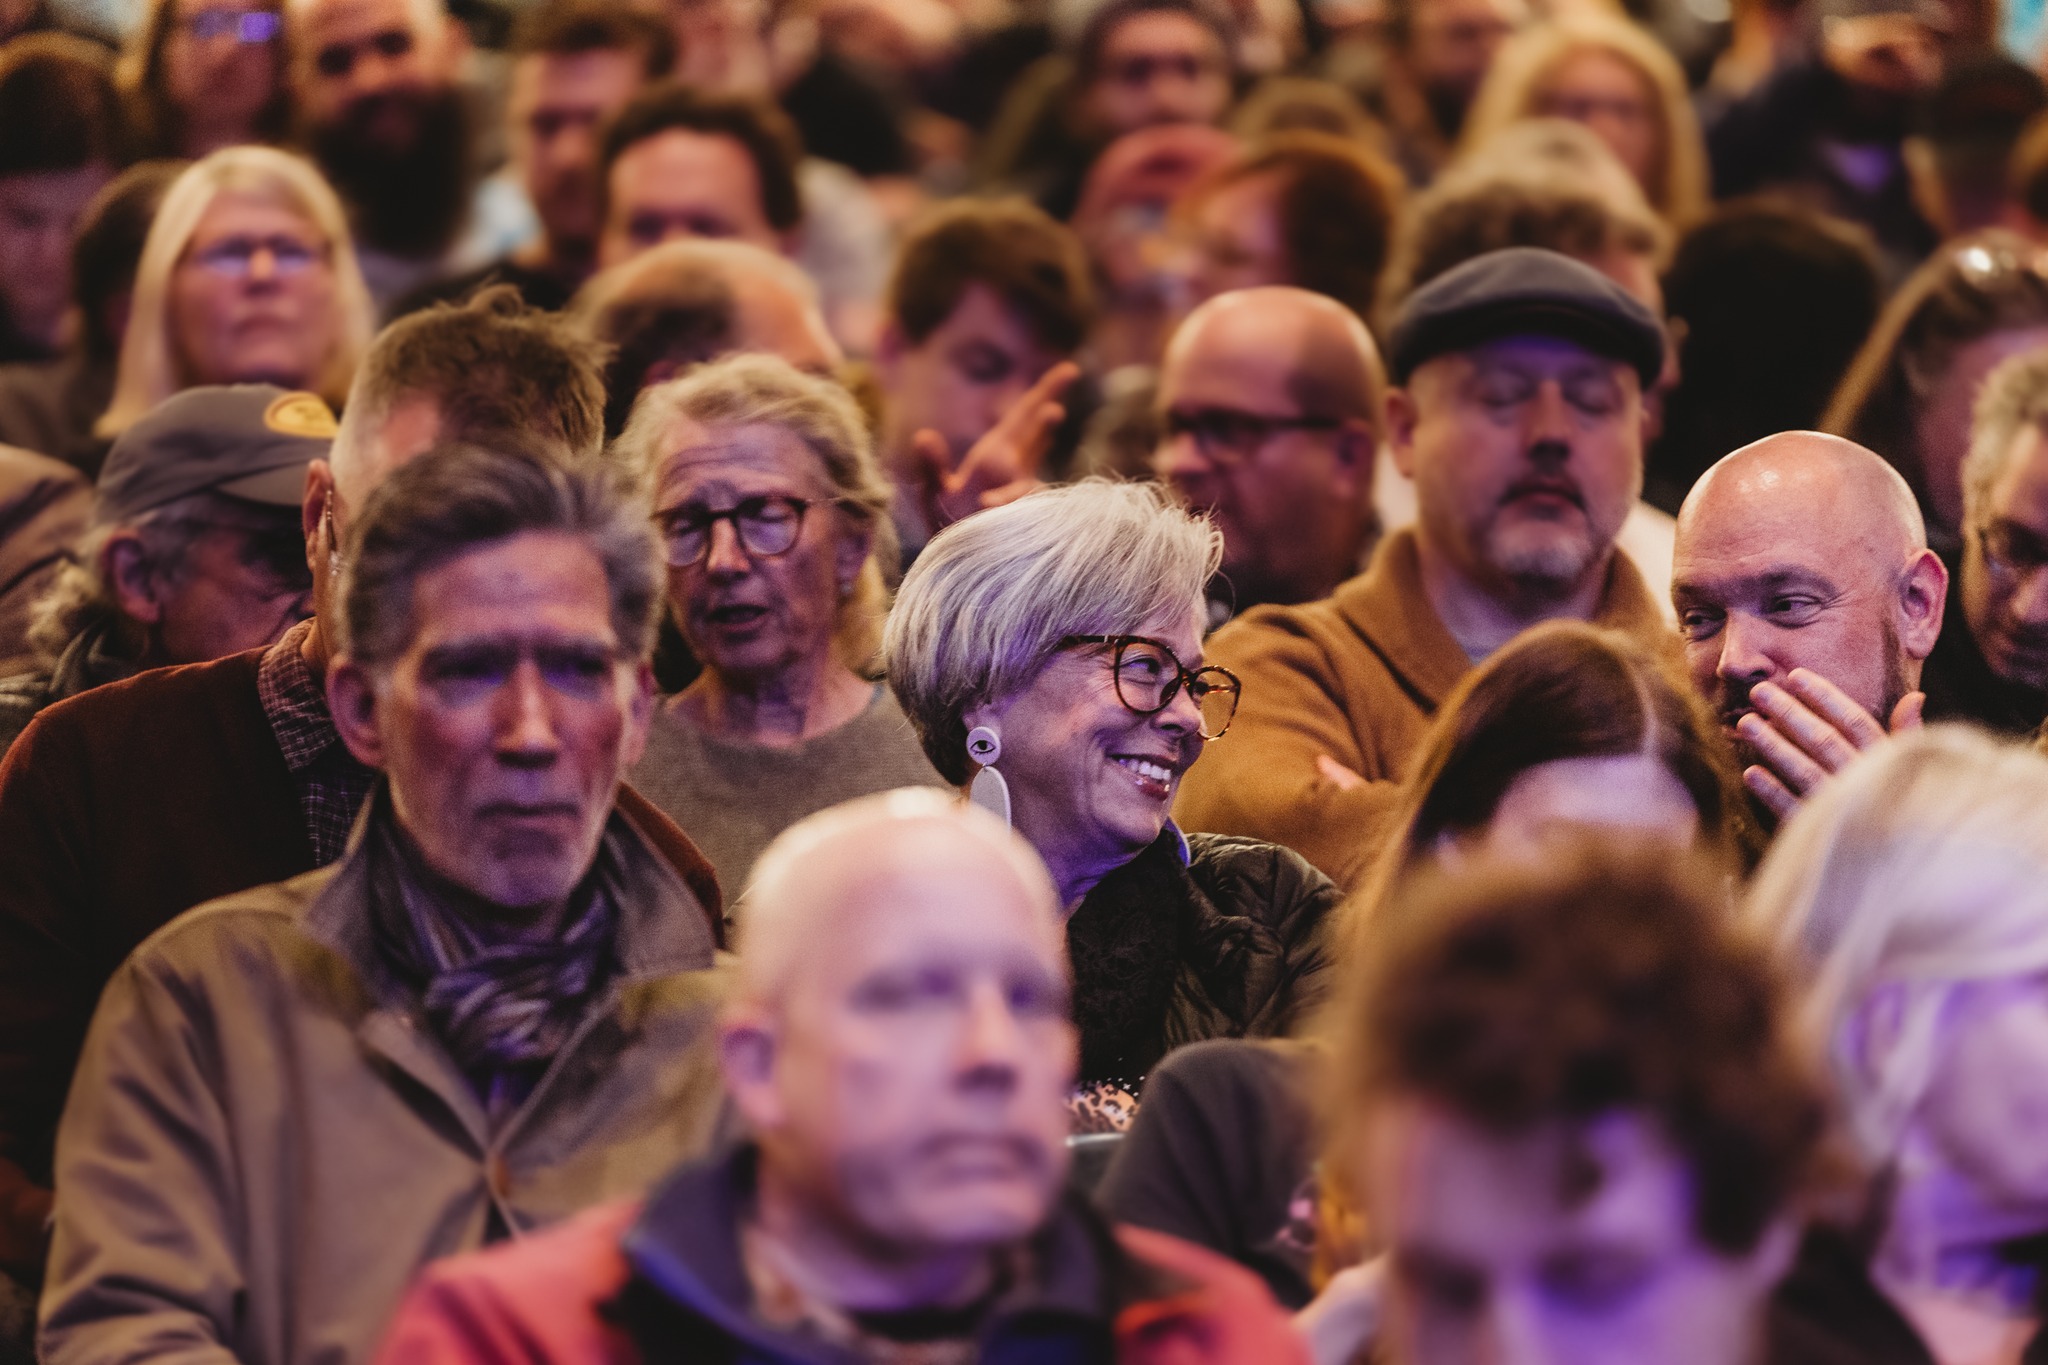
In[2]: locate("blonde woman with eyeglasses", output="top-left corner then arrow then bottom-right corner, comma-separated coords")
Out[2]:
97,146 -> 373,440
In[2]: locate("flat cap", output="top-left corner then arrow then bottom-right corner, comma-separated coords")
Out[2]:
1387,247 -> 1666,387
96,385 -> 336,524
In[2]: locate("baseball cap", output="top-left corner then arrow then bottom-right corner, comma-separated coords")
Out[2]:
95,385 -> 337,525
1386,247 -> 1667,388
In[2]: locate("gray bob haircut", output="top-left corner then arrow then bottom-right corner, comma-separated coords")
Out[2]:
1963,346 -> 2048,528
884,478 -> 1223,784
613,352 -> 898,668
336,443 -> 663,670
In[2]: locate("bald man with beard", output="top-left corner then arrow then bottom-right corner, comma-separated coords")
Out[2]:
1154,287 -> 1385,621
1672,431 -> 1948,821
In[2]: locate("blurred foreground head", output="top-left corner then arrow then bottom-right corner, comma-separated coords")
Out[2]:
1329,840 -> 1827,1365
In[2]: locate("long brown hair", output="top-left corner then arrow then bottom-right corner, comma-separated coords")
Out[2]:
116,0 -> 291,158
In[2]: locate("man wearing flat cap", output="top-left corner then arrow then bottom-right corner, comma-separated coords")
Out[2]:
0,385 -> 328,758
1175,248 -> 1677,889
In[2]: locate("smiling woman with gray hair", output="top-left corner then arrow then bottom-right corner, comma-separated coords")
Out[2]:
885,478 -> 1338,1128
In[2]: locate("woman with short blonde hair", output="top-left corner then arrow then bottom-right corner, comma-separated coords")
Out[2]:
1460,14 -> 1709,227
99,146 -> 373,436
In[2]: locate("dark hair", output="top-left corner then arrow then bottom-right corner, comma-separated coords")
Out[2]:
1649,199 -> 1883,513
1916,53 -> 2044,232
339,442 -> 661,668
1330,840 -> 1827,1257
70,159 -> 184,362
1071,0 -> 1233,84
0,34 -> 124,176
511,0 -> 674,78
887,197 -> 1096,355
120,0 -> 290,157
351,286 -> 609,463
1381,175 -> 1665,328
1185,130 -> 1403,322
597,82 -> 804,234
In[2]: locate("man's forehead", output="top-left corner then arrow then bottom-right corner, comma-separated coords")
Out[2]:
405,536 -> 618,641
298,0 -> 423,40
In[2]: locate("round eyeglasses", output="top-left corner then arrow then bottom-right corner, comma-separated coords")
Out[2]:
1062,634 -> 1241,739
653,494 -> 839,567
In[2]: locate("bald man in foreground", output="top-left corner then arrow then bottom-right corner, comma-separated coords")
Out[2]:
1672,431 -> 1947,820
1156,286 -> 1385,621
373,791 -> 1304,1365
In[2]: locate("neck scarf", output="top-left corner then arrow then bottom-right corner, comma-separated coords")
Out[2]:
366,799 -> 621,1120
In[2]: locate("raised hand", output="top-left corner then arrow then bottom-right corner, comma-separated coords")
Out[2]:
1736,667 -> 1923,820
911,361 -> 1080,534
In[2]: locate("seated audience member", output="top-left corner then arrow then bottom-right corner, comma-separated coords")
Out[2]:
0,291 -> 718,1281
1924,349 -> 2048,733
1904,54 -> 2045,240
885,479 -> 1337,1128
118,0 -> 290,159
1154,286 -> 1385,619
0,35 -> 121,366
1174,248 -> 1672,889
1824,231 -> 2048,562
0,161 -> 183,477
409,0 -> 673,314
1176,130 -> 1404,324
95,148 -> 375,444
0,384 -> 325,756
570,240 -> 841,437
1100,620 -> 1753,1312
0,446 -> 87,675
1648,199 -> 1884,514
979,0 -> 1236,220
872,196 -> 1094,560
1331,0 -> 1527,186
1307,841 -> 1825,1365
39,444 -> 726,1365
616,354 -> 944,898
1672,431 -> 1947,821
289,0 -> 526,310
1746,726 -> 2048,1365
373,791 -> 1306,1365
1460,14 -> 1709,228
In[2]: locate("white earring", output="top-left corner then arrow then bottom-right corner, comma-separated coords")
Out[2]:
966,725 -> 1010,825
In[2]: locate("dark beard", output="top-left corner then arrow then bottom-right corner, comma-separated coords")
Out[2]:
307,85 -> 475,260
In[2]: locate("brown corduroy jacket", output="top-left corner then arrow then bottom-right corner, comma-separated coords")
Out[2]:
1173,529 -> 1675,890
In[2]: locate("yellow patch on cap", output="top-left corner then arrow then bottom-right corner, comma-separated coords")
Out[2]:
264,392 -> 339,439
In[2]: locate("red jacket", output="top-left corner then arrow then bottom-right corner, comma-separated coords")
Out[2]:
376,1148 -> 1308,1365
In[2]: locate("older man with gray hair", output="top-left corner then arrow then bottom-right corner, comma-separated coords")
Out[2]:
1922,348 -> 2048,735
40,444 -> 727,1365
374,789 -> 1305,1365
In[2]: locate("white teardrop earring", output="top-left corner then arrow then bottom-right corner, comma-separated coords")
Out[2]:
965,725 -> 1010,825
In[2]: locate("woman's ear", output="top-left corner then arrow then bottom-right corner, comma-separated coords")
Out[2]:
835,523 -> 874,595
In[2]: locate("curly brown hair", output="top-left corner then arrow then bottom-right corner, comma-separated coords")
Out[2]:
1326,841 -> 1828,1258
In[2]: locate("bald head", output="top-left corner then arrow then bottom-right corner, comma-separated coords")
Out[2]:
1157,287 -> 1385,610
1672,430 -> 1948,743
736,789 -> 1061,1013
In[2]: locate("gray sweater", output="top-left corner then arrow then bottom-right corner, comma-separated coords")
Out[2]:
629,686 -> 947,909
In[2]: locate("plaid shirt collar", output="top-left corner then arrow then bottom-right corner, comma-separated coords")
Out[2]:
258,618 -> 341,771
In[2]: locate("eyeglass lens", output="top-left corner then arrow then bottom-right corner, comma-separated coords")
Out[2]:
1111,638 -> 1239,738
660,496 -> 807,565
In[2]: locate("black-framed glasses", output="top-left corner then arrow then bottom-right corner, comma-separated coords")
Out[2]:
1978,523 -> 2048,583
1162,407 -> 1344,466
181,7 -> 282,41
1062,634 -> 1241,739
653,494 -> 836,567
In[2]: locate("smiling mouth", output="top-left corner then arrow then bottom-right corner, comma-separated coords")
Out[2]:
1111,754 -> 1178,798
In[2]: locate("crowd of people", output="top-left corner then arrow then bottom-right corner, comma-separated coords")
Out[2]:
4,0 -> 2048,1360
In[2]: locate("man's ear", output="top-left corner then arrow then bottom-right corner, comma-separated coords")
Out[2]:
103,532 -> 163,625
1384,387 -> 1419,481
718,1010 -> 787,1131
303,459 -> 335,570
325,655 -> 388,770
1897,547 -> 1949,660
619,659 -> 656,768
1332,421 -> 1377,494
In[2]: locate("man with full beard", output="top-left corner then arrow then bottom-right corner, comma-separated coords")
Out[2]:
290,0 -> 523,310
1671,431 -> 1947,822
1172,248 -> 1674,889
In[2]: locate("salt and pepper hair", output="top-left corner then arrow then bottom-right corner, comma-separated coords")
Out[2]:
735,788 -> 1062,1011
1745,726 -> 2048,1166
1963,346 -> 2048,529
614,352 -> 897,669
100,147 -> 374,436
884,479 -> 1223,784
336,443 -> 663,672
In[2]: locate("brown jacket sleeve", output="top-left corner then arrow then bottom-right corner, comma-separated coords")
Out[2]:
1174,615 -> 1402,892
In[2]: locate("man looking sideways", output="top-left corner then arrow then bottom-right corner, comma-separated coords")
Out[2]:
1671,431 -> 1946,820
